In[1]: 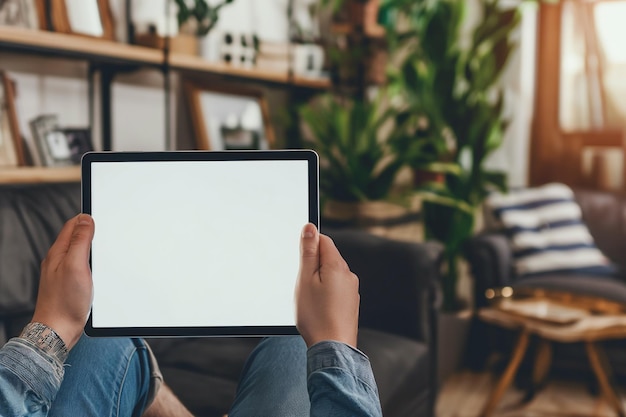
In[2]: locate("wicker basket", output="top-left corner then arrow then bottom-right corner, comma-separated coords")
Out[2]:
322,198 -> 423,243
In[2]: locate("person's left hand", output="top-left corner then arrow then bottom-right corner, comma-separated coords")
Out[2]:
31,214 -> 95,350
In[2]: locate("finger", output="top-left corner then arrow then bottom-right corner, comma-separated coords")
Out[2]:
45,215 -> 81,266
299,223 -> 320,277
65,214 -> 95,266
319,235 -> 349,273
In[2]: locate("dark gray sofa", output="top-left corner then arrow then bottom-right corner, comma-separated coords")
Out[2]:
0,182 -> 441,417
465,188 -> 626,375
466,189 -> 626,307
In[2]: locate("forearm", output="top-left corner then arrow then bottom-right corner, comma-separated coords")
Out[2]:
307,341 -> 382,417
0,325 -> 67,417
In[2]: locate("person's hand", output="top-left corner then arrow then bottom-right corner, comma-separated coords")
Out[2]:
295,223 -> 360,348
31,214 -> 95,350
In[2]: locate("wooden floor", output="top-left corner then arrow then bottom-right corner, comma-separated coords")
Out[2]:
436,369 -> 626,417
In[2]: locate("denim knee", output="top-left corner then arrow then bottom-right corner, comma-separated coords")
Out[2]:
49,335 -> 153,417
229,336 -> 309,417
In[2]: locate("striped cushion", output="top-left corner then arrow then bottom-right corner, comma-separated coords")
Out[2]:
486,183 -> 615,277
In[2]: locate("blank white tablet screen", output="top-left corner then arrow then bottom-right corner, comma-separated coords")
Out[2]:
90,160 -> 310,328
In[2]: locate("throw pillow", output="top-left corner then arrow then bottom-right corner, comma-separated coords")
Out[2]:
486,183 -> 615,277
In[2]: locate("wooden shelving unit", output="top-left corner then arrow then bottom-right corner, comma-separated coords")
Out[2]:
0,167 -> 80,184
0,27 -> 330,184
0,26 -> 163,66
170,53 -> 331,89
0,26 -> 331,88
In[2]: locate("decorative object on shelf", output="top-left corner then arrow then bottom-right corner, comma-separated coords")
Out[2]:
176,0 -> 235,56
62,127 -> 93,164
0,0 -> 46,29
0,71 -> 24,167
255,40 -> 290,72
322,0 -> 388,90
131,0 -> 191,53
184,80 -> 274,151
134,31 -> 197,55
0,71 -> 23,167
49,0 -> 114,40
131,0 -> 178,38
255,40 -> 324,77
29,114 -> 73,167
174,0 -> 234,36
133,0 -> 236,56
220,31 -> 256,68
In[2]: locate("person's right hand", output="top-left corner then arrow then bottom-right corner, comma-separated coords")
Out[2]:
31,214 -> 95,350
295,223 -> 360,348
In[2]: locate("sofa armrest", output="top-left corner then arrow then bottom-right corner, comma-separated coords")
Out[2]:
465,233 -> 514,307
323,227 -> 442,344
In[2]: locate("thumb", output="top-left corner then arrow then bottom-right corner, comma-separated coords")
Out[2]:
299,223 -> 320,277
67,214 -> 95,264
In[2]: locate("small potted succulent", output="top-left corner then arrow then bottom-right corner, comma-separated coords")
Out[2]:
173,0 -> 234,55
174,0 -> 234,36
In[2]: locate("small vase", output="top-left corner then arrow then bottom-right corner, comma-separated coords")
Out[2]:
198,30 -> 222,62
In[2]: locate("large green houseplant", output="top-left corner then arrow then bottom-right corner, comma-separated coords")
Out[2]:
300,92 -> 405,205
387,0 -> 521,310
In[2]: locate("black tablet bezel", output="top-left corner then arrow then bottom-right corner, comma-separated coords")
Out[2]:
82,150 -> 319,337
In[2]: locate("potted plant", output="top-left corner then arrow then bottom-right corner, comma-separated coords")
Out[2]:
388,0 -> 519,310
380,0 -> 522,382
174,0 -> 233,36
174,0 -> 234,55
299,92 -> 417,236
133,0 -> 234,55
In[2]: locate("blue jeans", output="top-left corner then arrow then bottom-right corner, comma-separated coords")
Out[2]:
50,336 -> 152,417
49,335 -> 380,417
49,336 -> 310,417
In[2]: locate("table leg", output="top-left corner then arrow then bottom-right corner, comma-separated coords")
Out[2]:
585,342 -> 626,417
524,338 -> 552,402
479,329 -> 531,417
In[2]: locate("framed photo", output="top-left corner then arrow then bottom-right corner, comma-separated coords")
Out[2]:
29,114 -> 73,166
62,127 -> 93,163
0,0 -> 46,29
0,71 -> 25,167
184,80 -> 275,151
49,0 -> 114,40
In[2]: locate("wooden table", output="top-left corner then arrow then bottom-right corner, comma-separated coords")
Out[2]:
478,297 -> 626,417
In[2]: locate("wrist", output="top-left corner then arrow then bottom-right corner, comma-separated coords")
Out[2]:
31,312 -> 83,350
19,322 -> 69,364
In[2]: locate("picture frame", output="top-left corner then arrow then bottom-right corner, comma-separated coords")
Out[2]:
62,127 -> 93,164
29,114 -> 73,167
184,80 -> 275,151
49,0 -> 114,40
0,71 -> 25,167
0,0 -> 46,30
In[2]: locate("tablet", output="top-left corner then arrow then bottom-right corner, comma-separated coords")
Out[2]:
82,150 -> 319,337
